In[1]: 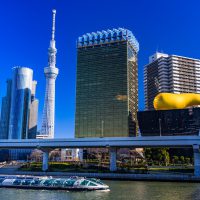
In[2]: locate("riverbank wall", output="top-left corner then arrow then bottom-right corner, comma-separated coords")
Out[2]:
1,171 -> 200,182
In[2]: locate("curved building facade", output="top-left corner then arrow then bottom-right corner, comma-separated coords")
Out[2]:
9,67 -> 33,139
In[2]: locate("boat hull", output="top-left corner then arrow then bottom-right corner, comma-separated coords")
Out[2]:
0,185 -> 108,191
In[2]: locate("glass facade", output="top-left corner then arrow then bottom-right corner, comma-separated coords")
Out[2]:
0,80 -> 12,139
28,81 -> 39,139
75,28 -> 139,137
9,67 -> 33,139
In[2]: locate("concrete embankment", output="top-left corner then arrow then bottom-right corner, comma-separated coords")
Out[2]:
0,171 -> 200,182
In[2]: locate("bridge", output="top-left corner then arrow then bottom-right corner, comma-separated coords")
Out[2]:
1,136 -> 200,176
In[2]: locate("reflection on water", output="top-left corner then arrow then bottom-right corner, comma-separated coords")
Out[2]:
1,181 -> 200,200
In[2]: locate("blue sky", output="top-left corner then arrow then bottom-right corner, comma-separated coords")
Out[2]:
0,0 -> 200,138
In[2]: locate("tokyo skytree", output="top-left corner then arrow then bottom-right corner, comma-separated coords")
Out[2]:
40,9 -> 59,139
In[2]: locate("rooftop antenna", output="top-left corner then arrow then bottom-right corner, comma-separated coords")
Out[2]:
51,9 -> 56,40
156,45 -> 159,53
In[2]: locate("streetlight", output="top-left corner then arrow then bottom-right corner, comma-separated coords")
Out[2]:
101,120 -> 104,137
159,118 -> 162,136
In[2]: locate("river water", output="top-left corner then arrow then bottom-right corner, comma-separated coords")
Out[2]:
0,181 -> 200,200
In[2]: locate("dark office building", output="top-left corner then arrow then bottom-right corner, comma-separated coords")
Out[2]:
137,107 -> 200,136
0,79 -> 12,139
28,81 -> 39,139
75,28 -> 139,137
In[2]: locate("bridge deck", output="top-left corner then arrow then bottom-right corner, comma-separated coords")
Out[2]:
0,136 -> 199,148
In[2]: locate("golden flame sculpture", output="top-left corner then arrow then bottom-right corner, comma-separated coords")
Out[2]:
153,93 -> 200,110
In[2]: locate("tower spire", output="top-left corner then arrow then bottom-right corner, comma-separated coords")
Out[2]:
48,9 -> 57,68
51,9 -> 56,41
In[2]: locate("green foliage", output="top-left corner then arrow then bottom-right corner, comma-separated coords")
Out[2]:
145,148 -> 193,166
20,162 -> 110,173
185,157 -> 190,164
144,148 -> 170,166
172,156 -> 179,164
180,156 -> 185,164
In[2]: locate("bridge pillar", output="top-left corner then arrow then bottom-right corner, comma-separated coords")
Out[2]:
109,147 -> 117,172
78,149 -> 83,162
193,145 -> 200,176
42,150 -> 49,171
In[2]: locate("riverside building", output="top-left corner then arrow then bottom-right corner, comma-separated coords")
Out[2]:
9,67 -> 33,139
28,81 -> 39,139
139,52 -> 200,136
0,67 -> 38,139
0,67 -> 39,161
0,80 -> 12,139
144,52 -> 200,110
75,28 -> 139,137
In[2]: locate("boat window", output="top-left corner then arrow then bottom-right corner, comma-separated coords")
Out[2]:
64,180 -> 75,186
13,179 -> 22,185
80,180 -> 89,186
90,178 -> 104,185
52,179 -> 65,187
21,179 -> 32,186
0,179 -> 5,184
43,179 -> 54,186
30,180 -> 39,185
88,182 -> 98,186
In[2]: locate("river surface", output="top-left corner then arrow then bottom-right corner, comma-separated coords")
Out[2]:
1,181 -> 200,200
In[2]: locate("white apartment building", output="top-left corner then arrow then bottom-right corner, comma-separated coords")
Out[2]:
144,52 -> 200,110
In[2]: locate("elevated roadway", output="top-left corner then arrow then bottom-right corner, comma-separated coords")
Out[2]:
0,136 -> 200,148
1,136 -> 200,176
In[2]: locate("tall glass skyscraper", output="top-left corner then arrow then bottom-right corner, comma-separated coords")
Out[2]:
9,67 -> 33,139
75,28 -> 139,137
0,68 -> 39,140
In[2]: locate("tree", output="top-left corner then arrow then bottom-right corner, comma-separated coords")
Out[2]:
144,148 -> 152,161
30,149 -> 43,162
180,156 -> 185,164
144,148 -> 170,166
185,157 -> 190,165
49,149 -> 61,161
173,156 -> 179,164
